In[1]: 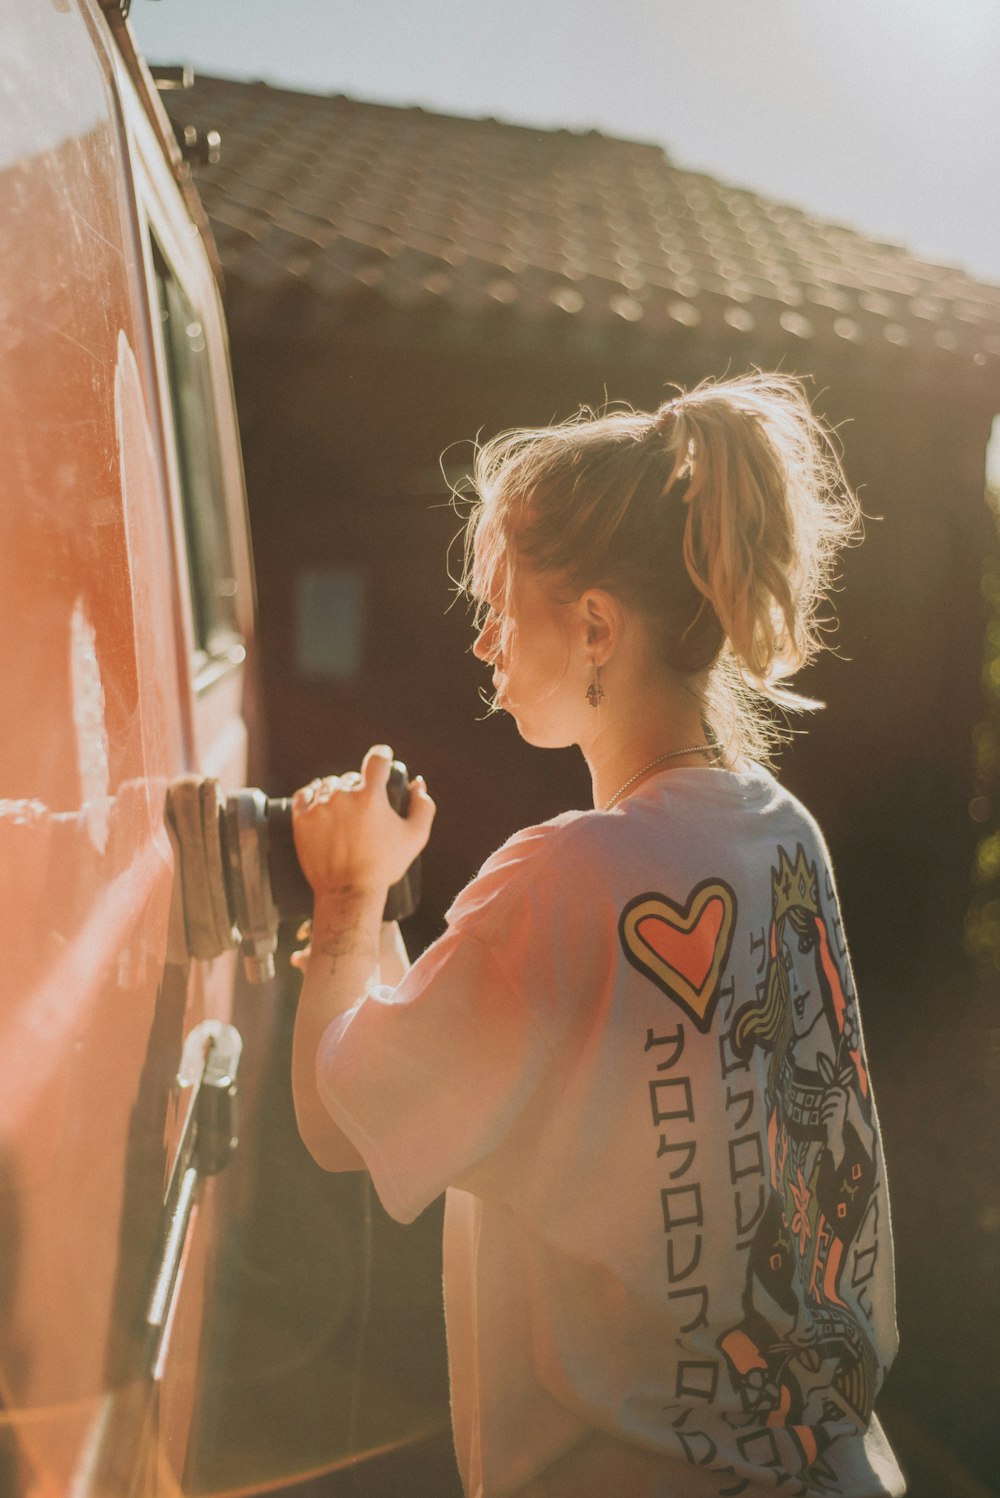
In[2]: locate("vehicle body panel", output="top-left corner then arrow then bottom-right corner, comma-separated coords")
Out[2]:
0,2 -> 254,1490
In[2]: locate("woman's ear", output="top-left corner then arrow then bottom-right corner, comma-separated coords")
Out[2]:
575,588 -> 623,664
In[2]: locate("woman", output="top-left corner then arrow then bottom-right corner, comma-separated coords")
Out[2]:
291,374 -> 905,1497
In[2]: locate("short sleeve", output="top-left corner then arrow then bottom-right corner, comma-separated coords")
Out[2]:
315,920 -> 555,1224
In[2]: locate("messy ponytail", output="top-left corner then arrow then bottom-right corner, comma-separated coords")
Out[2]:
463,372 -> 860,762
664,376 -> 858,700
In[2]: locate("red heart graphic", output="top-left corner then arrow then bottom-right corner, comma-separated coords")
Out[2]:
637,898 -> 725,993
619,880 -> 737,1032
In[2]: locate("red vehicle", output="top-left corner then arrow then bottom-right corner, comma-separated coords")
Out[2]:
0,2 -> 258,1490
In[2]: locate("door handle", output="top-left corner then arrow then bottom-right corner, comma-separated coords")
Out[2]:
146,1020 -> 242,1375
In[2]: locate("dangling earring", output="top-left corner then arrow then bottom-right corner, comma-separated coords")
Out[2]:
586,661 -> 605,708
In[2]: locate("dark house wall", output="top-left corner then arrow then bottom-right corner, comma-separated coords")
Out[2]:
226,306 -> 1000,1495
235,325 -> 994,998
164,74 -> 1000,1488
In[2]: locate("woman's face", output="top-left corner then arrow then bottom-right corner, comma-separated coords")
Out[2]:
782,925 -> 824,1040
472,553 -> 587,749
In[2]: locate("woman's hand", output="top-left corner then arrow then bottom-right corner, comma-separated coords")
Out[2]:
289,747 -> 430,1172
291,744 -> 435,902
290,919 -> 312,974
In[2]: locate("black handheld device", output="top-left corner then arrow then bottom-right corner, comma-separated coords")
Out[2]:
264,761 -> 421,925
167,761 -> 422,982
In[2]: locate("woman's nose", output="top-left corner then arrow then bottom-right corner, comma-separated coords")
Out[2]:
473,620 -> 496,662
783,946 -> 800,992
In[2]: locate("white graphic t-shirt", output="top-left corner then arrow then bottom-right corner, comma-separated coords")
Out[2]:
316,764 -> 905,1498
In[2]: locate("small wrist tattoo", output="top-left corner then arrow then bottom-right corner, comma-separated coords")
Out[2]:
314,924 -> 377,962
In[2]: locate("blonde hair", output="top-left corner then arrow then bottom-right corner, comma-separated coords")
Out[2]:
462,372 -> 860,761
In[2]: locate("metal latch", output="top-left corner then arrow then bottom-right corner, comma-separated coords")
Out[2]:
146,1021 -> 243,1360
177,1018 -> 243,1177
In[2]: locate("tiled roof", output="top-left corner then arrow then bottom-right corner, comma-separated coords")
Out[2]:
164,75 -> 1000,372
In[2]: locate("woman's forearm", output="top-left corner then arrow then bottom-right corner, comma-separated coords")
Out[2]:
292,886 -> 385,1170
379,919 -> 411,985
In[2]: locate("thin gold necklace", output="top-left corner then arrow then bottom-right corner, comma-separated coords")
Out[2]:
603,744 -> 715,811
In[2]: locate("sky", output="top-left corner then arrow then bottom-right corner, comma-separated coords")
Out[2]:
130,0 -> 1000,286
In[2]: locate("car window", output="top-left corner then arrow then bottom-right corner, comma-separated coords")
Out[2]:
151,236 -> 240,666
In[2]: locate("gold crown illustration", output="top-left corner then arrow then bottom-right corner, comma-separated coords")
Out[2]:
771,844 -> 820,924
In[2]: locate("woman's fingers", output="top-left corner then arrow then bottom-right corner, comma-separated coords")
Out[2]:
290,747 -> 432,891
407,775 -> 436,838
361,743 -> 394,790
297,750 -> 422,804
295,774 -> 357,814
296,775 -> 338,806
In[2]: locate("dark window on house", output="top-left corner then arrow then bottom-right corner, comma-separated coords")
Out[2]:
295,568 -> 366,681
152,238 -> 240,666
